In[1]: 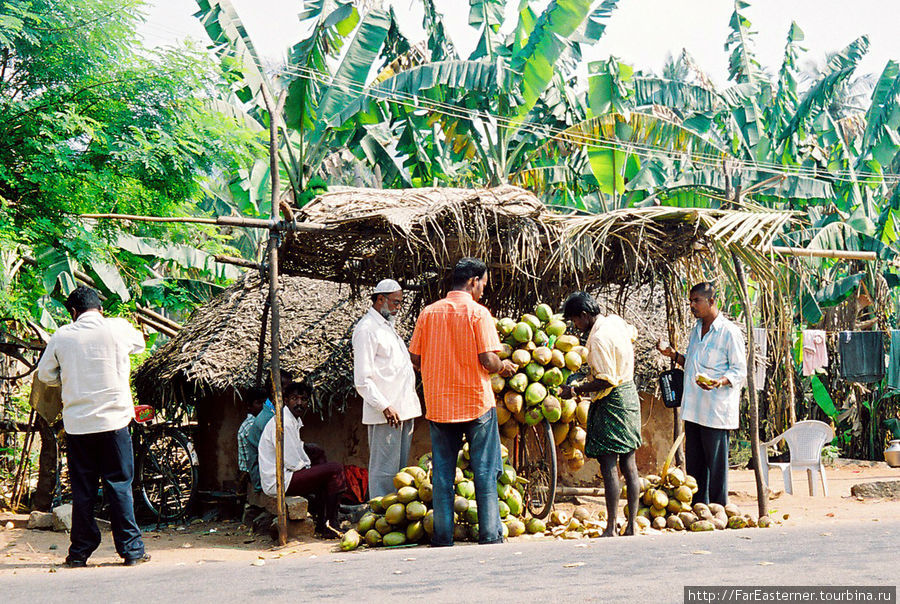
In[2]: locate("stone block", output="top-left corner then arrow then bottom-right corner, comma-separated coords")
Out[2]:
286,519 -> 315,540
850,480 -> 900,499
27,511 -> 54,530
246,490 -> 308,520
52,504 -> 72,532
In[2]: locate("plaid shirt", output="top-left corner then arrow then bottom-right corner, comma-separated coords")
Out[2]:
236,414 -> 255,472
681,313 -> 747,430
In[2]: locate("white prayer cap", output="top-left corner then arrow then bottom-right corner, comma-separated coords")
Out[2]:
372,279 -> 402,295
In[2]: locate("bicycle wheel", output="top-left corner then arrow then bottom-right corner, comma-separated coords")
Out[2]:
136,428 -> 198,522
517,419 -> 557,519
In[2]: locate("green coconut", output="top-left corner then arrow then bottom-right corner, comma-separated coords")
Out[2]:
507,373 -> 529,393
525,382 -> 548,405
497,317 -> 516,336
512,322 -> 533,343
397,486 -> 418,504
534,303 -> 553,323
546,320 -> 566,338
524,406 -> 544,426
340,529 -> 361,551
365,528 -> 383,547
383,531 -> 407,547
524,362 -> 545,383
521,314 -> 542,332
541,395 -> 562,422
541,367 -> 564,388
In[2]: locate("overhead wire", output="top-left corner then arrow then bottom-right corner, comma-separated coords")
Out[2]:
278,63 -> 900,186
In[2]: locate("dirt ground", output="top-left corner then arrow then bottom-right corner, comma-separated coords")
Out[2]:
1,461 -> 898,576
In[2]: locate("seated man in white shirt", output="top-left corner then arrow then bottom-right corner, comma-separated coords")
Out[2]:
257,381 -> 345,538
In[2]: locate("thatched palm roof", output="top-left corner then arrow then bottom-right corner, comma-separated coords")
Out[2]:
282,185 -> 792,312
133,273 -> 373,416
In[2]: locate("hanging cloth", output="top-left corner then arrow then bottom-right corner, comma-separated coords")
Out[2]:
837,331 -> 885,383
801,330 -> 828,377
887,330 -> 900,391
752,327 -> 767,391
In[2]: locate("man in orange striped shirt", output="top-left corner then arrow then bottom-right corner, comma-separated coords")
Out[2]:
409,257 -> 516,546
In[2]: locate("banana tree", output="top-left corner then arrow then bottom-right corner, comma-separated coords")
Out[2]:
332,0 -> 623,199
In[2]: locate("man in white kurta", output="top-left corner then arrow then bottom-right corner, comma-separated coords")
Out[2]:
352,279 -> 422,499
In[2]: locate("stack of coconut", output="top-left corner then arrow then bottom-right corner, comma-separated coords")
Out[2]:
535,466 -> 772,539
631,468 -> 772,532
340,445 -> 546,551
492,303 -> 591,472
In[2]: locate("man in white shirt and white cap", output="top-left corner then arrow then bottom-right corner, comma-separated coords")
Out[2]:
352,278 -> 422,499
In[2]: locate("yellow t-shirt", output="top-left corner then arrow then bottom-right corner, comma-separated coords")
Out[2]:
585,314 -> 637,400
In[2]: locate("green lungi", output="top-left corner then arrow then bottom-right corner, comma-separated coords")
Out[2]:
584,381 -> 642,458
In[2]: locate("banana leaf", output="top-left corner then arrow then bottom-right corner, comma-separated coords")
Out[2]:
810,375 -> 838,418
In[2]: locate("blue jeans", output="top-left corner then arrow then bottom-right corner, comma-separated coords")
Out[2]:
429,408 -> 503,546
67,426 -> 145,561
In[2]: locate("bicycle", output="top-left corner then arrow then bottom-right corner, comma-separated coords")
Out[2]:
52,405 -> 199,524
513,419 -> 557,519
131,405 -> 199,523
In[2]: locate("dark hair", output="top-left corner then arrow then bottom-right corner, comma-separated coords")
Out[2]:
65,286 -> 102,315
689,282 -> 716,300
283,380 -> 313,400
370,293 -> 381,304
450,257 -> 487,288
562,291 -> 601,319
264,368 -> 293,398
246,387 -> 267,406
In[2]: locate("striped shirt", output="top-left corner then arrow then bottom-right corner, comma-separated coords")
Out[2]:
409,290 -> 501,423
682,313 -> 748,430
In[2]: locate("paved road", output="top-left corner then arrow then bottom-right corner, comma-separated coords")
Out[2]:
3,520 -> 897,603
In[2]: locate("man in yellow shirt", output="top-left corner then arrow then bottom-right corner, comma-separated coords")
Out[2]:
559,292 -> 641,537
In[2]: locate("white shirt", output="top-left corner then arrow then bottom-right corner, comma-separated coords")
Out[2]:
36,312 -> 145,435
681,313 -> 748,430
585,314 -> 637,400
352,308 -> 422,425
258,406 -> 311,497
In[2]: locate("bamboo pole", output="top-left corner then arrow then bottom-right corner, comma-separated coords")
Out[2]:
730,183 -> 768,519
135,315 -> 178,339
214,254 -> 264,270
769,246 -> 900,267
78,213 -> 326,232
261,84 -> 289,546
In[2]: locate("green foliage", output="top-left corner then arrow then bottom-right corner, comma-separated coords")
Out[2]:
0,0 -> 263,329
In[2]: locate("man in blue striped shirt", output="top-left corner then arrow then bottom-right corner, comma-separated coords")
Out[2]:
658,282 -> 746,505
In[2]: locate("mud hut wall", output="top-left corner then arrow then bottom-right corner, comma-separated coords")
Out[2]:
194,387 -> 244,492
300,396 -> 432,470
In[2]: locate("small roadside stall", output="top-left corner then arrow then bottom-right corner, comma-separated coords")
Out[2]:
134,184 -> 792,539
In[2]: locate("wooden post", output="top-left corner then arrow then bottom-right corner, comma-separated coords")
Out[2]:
663,280 -> 684,468
261,85 -> 289,546
730,183 -> 767,519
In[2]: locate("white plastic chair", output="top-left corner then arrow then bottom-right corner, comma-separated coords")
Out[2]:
758,420 -> 833,496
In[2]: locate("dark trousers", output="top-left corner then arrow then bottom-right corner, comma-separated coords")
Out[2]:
429,408 -> 503,546
286,447 -> 345,529
67,426 -> 144,561
684,421 -> 730,506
